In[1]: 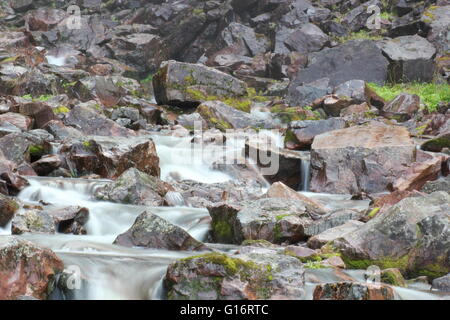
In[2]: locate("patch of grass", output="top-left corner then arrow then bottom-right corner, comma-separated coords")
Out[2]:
336,30 -> 384,43
368,82 -> 450,112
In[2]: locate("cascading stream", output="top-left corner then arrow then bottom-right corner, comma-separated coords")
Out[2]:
1,134 -> 447,300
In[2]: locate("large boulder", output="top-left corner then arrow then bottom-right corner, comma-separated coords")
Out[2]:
313,282 -> 395,300
285,118 -> 347,150
12,209 -> 56,235
381,35 -> 436,82
197,101 -> 261,131
432,273 -> 450,292
307,220 -> 365,250
333,192 -> 450,279
165,247 -> 305,300
63,105 -> 136,137
95,168 -> 173,206
153,61 -> 247,108
287,40 -> 389,106
114,211 -> 208,251
61,135 -> 160,179
208,198 -> 319,245
310,121 -> 416,194
0,238 -> 64,300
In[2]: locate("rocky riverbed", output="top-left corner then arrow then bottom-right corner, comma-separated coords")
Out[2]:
0,0 -> 449,300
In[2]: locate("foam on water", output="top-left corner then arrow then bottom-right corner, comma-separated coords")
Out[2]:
46,55 -> 66,66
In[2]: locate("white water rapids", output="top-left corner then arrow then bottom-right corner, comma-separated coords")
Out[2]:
1,134 -> 448,300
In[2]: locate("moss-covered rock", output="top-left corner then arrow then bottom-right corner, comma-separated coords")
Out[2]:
334,192 -> 450,279
164,248 -> 305,300
0,194 -> 19,227
381,268 -> 407,287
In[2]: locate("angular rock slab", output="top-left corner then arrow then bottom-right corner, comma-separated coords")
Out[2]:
165,247 -> 305,300
333,192 -> 450,279
310,121 -> 416,194
208,198 -> 316,245
313,282 -> 395,300
153,60 -> 247,108
114,211 -> 208,251
0,237 -> 64,300
381,35 -> 436,82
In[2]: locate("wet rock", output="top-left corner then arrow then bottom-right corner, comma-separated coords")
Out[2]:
381,35 -> 436,83
172,179 -> 263,208
153,61 -> 247,108
432,273 -> 450,292
334,192 -> 450,279
0,238 -> 64,300
114,211 -> 208,251
287,40 -> 389,105
95,168 -> 172,206
31,155 -> 62,176
303,209 -> 366,238
421,176 -> 450,194
64,105 -> 135,137
381,268 -> 407,287
208,198 -> 316,245
310,121 -> 416,194
46,206 -> 89,235
285,118 -> 347,150
245,141 -> 303,189
0,152 -> 29,195
12,209 -> 56,235
61,135 -> 160,179
262,182 -> 328,214
0,194 -> 19,227
307,220 -> 365,250
165,248 -> 305,300
313,282 -> 395,300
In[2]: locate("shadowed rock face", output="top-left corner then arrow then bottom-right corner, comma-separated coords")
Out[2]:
114,211 -> 208,251
310,121 -> 416,194
0,238 -> 64,300
333,192 -> 450,279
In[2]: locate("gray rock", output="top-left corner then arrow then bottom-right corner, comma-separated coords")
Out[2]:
432,273 -> 450,292
307,220 -> 365,249
153,61 -> 247,108
165,247 -> 305,300
12,209 -> 56,235
381,35 -> 436,82
284,23 -> 329,54
114,211 -> 208,251
334,192 -> 450,278
95,168 -> 172,206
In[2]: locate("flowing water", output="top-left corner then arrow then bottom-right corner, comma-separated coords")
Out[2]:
2,135 -> 448,300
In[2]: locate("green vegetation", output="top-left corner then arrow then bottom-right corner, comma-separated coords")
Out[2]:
368,82 -> 450,112
336,30 -> 384,43
54,106 -> 70,114
21,94 -> 54,102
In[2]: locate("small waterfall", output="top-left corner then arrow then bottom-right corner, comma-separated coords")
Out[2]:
300,157 -> 311,192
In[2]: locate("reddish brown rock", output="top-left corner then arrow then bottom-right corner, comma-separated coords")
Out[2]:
262,182 -> 327,214
18,102 -> 55,128
313,282 -> 395,300
311,121 -> 416,194
25,8 -> 67,31
0,194 -> 19,227
382,93 -> 420,121
0,238 -> 64,300
0,112 -> 33,131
